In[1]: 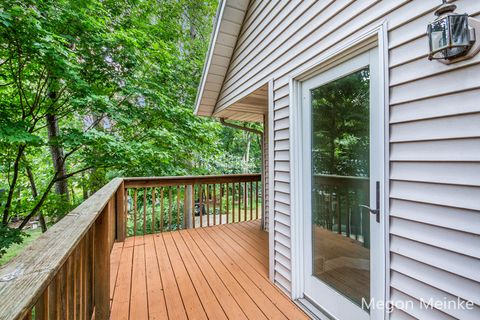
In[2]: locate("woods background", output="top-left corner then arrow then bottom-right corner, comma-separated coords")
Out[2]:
0,0 -> 261,259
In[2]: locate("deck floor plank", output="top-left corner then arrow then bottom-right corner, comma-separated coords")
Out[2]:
178,230 -> 248,320
215,226 -> 269,277
129,236 -> 149,319
170,231 -> 228,320
110,220 -> 309,320
186,228 -> 268,320
144,235 -> 168,319
195,227 -> 288,320
110,241 -> 124,306
162,232 -> 208,320
230,221 -> 268,247
219,224 -> 268,266
204,224 -> 309,320
152,233 -> 188,319
110,237 -> 134,320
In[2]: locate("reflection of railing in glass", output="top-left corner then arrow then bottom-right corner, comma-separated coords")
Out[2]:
313,174 -> 370,247
312,174 -> 371,308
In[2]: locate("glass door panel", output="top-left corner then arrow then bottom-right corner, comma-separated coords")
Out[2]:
311,68 -> 371,308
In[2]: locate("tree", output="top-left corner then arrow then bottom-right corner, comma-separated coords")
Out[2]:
0,0 -> 262,259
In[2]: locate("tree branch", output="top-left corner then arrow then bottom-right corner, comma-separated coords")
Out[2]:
55,166 -> 95,182
2,144 -> 26,225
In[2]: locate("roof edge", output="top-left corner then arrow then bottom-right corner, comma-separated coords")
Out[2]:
194,0 -> 226,116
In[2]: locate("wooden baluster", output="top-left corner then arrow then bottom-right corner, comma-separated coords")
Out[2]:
94,206 -> 110,319
346,192 -> 350,238
256,181 -> 259,220
152,187 -> 156,234
74,240 -> 83,319
231,183 -> 235,223
206,184 -> 210,226
244,181 -> 247,222
192,184 -> 196,228
35,288 -> 48,320
250,181 -> 253,221
219,184 -> 223,225
238,183 -> 241,223
86,229 -> 94,317
336,189 -> 341,234
160,187 -> 164,232
58,264 -> 67,319
22,311 -> 32,320
177,186 -> 180,230
168,187 -> 173,231
183,185 -> 188,229
226,183 -> 229,224
67,255 -> 74,319
133,189 -> 138,236
213,184 -> 217,226
48,273 -> 57,319
143,188 -> 147,235
199,184 -> 203,227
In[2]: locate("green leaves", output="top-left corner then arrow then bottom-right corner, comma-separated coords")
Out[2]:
0,118 -> 42,146
0,225 -> 24,258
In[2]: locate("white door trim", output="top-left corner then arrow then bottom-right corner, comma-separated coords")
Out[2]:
289,22 -> 390,319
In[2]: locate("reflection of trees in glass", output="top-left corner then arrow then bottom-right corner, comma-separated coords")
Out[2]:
311,68 -> 370,177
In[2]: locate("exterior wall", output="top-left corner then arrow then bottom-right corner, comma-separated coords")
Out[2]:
218,0 -> 480,318
263,114 -> 269,231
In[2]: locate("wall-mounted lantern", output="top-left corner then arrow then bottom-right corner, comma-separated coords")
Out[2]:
427,0 -> 480,64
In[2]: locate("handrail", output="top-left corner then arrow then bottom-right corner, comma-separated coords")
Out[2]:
0,178 -> 123,320
0,174 -> 262,320
123,173 -> 260,187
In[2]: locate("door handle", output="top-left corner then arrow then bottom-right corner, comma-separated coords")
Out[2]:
359,181 -> 380,223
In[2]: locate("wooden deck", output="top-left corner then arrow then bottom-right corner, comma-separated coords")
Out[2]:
109,220 -> 309,320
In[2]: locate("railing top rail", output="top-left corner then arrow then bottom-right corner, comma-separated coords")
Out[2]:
313,174 -> 369,188
123,173 -> 261,188
0,178 -> 123,320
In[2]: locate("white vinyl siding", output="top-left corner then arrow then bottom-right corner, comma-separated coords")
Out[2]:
212,0 -> 480,318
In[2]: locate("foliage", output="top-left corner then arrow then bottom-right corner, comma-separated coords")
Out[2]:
0,225 -> 25,257
311,68 -> 370,177
0,0 -> 262,258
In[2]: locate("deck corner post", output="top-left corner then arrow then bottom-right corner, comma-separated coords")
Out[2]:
94,208 -> 110,320
185,184 -> 193,229
115,180 -> 126,241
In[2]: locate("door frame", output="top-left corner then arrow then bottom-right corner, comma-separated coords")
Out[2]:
289,22 -> 390,319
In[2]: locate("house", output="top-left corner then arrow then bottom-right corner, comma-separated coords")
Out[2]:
194,0 -> 480,319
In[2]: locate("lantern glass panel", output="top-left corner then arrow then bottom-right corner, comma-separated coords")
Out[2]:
450,14 -> 470,46
429,17 -> 449,53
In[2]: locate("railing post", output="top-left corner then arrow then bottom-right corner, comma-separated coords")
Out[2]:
116,180 -> 126,241
185,185 -> 193,229
94,207 -> 110,319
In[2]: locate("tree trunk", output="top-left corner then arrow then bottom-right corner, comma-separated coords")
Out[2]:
46,113 -> 70,202
242,131 -> 252,173
23,156 -> 47,232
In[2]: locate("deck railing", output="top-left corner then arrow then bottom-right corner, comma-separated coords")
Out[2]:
313,174 -> 370,246
123,174 -> 262,236
0,174 -> 261,320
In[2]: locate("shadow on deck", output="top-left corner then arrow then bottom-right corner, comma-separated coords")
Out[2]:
109,220 -> 308,319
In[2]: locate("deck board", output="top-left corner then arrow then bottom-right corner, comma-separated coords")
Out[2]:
110,220 -> 309,320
